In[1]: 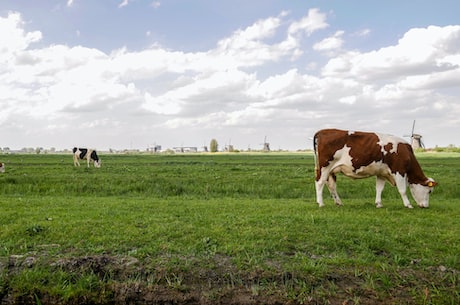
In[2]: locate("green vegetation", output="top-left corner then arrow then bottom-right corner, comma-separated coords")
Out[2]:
210,139 -> 218,153
0,152 -> 459,304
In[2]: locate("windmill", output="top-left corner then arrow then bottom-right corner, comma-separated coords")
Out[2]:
260,136 -> 270,152
225,138 -> 234,152
404,120 -> 424,149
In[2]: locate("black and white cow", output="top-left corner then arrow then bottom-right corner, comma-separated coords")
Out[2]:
73,147 -> 101,168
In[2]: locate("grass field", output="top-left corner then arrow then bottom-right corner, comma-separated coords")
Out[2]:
0,152 -> 459,304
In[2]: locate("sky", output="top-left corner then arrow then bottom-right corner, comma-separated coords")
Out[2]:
1,0 -> 459,151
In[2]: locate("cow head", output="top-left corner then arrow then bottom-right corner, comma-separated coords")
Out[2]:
409,178 -> 437,208
94,159 -> 101,168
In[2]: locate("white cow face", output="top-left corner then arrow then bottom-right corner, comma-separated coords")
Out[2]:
94,160 -> 101,168
409,178 -> 436,208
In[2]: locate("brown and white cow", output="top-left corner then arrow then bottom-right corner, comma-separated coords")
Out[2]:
73,147 -> 101,168
313,129 -> 437,208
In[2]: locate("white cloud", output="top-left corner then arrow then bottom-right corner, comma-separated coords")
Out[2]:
0,11 -> 459,150
213,14 -> 296,68
313,30 -> 344,53
353,29 -> 371,37
119,0 -> 130,8
143,92 -> 181,115
0,12 -> 42,56
288,8 -> 328,36
323,25 -> 460,81
339,96 -> 356,105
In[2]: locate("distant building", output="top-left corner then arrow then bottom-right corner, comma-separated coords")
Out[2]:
173,147 -> 198,153
147,145 -> 162,153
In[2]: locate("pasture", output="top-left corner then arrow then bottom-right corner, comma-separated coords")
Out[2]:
0,152 -> 459,304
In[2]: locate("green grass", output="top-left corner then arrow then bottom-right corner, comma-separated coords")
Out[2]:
0,152 -> 459,304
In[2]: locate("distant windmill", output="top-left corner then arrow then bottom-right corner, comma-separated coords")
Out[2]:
404,120 -> 424,149
260,136 -> 270,152
225,138 -> 234,152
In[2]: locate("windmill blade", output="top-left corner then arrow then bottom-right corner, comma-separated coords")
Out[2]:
411,120 -> 416,136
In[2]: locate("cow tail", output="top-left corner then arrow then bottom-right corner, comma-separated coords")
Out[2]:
313,132 -> 319,178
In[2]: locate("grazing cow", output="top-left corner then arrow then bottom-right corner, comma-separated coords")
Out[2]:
73,147 -> 101,168
0,162 -> 4,173
313,129 -> 436,208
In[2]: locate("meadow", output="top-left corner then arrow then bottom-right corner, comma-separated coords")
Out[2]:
0,152 -> 459,304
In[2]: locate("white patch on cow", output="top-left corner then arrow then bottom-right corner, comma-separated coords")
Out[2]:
354,160 -> 392,179
348,130 -> 355,135
323,145 -> 353,176
376,133 -> 406,155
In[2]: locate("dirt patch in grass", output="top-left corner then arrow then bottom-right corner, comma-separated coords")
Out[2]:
1,254 -> 458,304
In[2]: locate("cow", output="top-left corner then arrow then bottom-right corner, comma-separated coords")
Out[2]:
73,147 -> 101,168
313,129 -> 437,208
0,162 -> 4,173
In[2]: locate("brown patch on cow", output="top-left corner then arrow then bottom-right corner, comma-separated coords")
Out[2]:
382,143 -> 410,176
383,142 -> 393,154
347,131 -> 382,170
383,143 -> 428,184
314,129 -> 349,180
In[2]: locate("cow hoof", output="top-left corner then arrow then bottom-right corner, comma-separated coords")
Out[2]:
376,203 -> 383,208
406,205 -> 414,209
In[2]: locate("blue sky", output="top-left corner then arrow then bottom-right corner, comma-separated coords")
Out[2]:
1,0 -> 459,151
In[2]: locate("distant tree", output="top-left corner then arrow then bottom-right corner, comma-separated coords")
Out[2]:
210,139 -> 218,153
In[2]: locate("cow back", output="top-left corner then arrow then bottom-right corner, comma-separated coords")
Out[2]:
315,129 -> 383,170
78,148 -> 88,159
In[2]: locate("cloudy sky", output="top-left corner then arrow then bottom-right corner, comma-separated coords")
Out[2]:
1,1 -> 459,151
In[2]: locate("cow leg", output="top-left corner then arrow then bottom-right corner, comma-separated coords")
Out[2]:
315,179 -> 326,207
73,155 -> 80,167
326,174 -> 343,206
395,175 -> 413,208
375,177 -> 385,208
